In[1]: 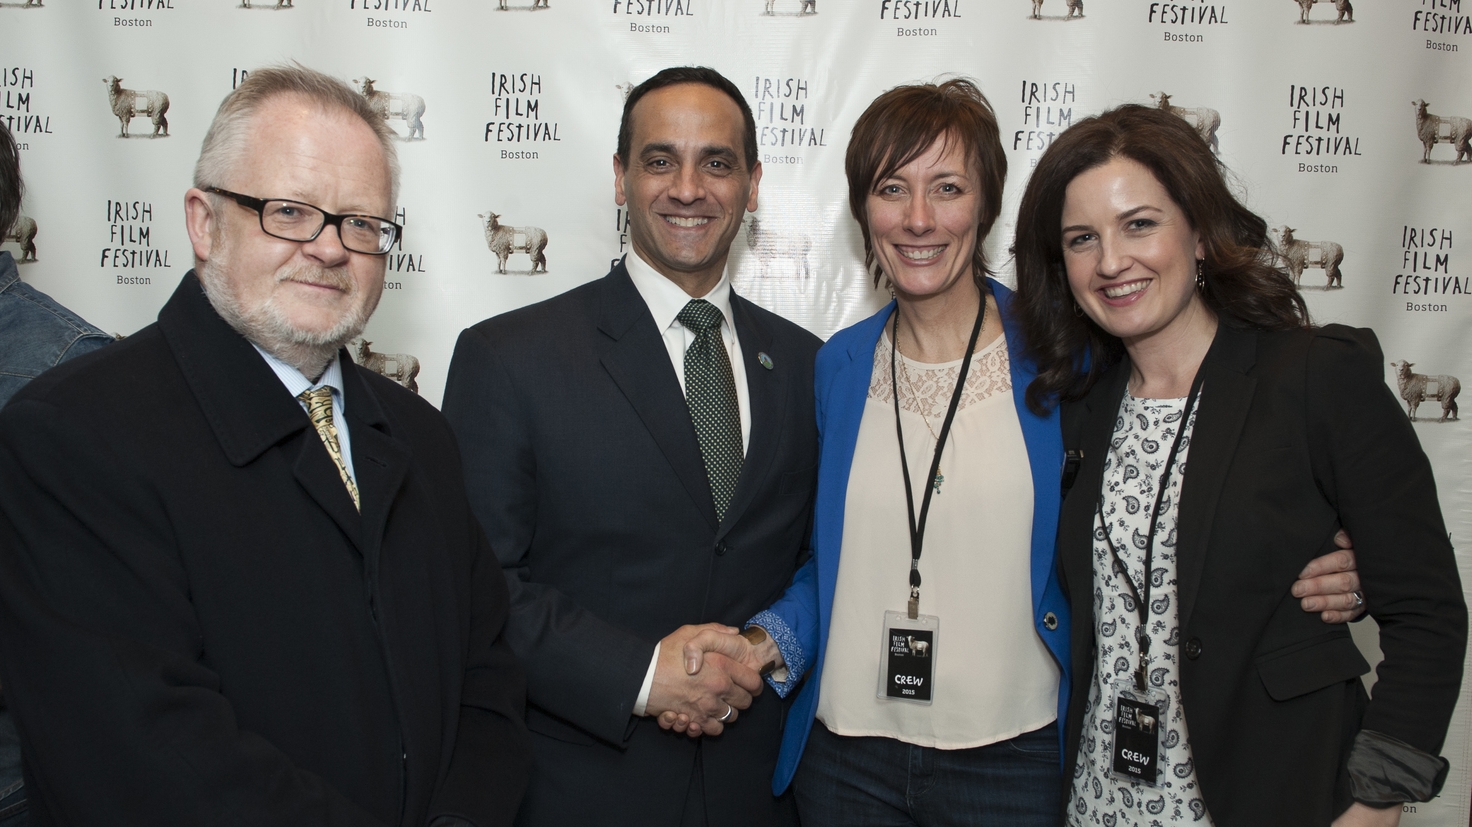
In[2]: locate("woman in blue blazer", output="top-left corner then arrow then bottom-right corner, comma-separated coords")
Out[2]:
670,81 -> 1362,827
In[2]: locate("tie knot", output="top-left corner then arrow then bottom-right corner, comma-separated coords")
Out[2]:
676,300 -> 724,334
298,387 -> 333,411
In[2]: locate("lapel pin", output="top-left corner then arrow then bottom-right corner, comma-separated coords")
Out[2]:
757,352 -> 774,370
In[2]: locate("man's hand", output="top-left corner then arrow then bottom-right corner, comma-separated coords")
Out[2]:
658,626 -> 785,736
1293,530 -> 1365,623
644,624 -> 762,738
1331,803 -> 1402,827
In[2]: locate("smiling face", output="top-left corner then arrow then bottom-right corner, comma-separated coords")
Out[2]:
1060,156 -> 1212,352
186,95 -> 391,376
614,83 -> 761,295
866,134 -> 983,306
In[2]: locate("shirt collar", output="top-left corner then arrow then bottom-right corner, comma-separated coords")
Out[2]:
252,344 -> 347,407
623,249 -> 734,335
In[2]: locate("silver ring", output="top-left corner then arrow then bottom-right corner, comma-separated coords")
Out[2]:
1352,590 -> 1365,610
719,703 -> 734,722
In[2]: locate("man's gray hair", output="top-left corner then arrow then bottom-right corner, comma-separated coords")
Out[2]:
193,64 -> 400,206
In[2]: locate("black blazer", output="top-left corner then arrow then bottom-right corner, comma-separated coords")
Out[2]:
441,262 -> 820,827
1058,323 -> 1466,825
0,274 -> 530,826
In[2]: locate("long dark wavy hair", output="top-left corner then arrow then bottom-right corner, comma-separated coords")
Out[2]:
846,78 -> 1006,288
1012,104 -> 1311,414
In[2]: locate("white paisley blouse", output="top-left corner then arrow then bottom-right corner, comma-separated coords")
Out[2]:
1068,390 -> 1214,827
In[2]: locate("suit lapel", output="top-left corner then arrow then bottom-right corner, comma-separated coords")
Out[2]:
718,295 -> 781,538
159,273 -> 368,552
342,365 -> 412,570
1063,364 -> 1130,599
1176,324 -> 1257,631
596,265 -> 719,531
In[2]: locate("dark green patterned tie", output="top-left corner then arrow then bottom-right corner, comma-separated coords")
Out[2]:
676,299 -> 744,521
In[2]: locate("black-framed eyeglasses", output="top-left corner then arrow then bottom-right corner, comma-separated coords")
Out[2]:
204,187 -> 402,255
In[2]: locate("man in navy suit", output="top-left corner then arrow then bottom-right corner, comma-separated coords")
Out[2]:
442,67 -> 817,827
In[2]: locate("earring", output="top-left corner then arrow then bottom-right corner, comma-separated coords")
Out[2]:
1196,259 -> 1206,291
1072,301 -> 1084,318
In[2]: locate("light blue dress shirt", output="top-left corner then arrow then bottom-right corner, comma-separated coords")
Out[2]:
251,344 -> 356,484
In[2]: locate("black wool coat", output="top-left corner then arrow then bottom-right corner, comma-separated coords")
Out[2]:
0,273 -> 531,826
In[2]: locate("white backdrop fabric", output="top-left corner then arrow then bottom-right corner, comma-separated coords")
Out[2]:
2,0 -> 1470,821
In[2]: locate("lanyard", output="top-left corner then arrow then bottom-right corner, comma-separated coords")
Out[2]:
891,295 -> 986,619
1097,369 -> 1205,692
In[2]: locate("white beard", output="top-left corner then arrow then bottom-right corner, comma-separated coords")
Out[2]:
198,246 -> 378,380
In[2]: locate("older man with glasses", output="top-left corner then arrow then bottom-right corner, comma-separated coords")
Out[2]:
0,65 -> 530,826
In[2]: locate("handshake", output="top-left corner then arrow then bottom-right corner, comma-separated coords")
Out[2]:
646,623 -> 786,738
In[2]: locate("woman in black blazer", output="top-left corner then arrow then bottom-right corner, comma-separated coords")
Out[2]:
1010,105 -> 1466,826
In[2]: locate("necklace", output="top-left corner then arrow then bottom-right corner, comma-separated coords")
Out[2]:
893,333 -> 941,442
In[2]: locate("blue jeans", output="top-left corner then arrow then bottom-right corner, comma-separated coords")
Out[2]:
793,720 -> 1060,827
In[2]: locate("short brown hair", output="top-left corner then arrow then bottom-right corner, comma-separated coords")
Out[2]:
845,79 -> 1006,286
1012,104 -> 1310,413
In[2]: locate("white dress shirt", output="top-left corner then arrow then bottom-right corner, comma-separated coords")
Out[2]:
622,250 -> 752,717
252,344 -> 356,485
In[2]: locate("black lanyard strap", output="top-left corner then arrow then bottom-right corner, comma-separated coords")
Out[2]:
1097,370 -> 1205,691
891,293 -> 986,619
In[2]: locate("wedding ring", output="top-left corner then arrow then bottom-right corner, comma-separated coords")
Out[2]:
1352,590 -> 1365,610
719,703 -> 734,722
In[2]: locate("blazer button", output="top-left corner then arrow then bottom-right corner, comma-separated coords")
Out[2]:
1184,638 -> 1203,660
714,541 -> 728,556
1042,612 -> 1058,631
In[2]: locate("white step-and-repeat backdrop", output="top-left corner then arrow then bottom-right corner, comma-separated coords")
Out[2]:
3,0 -> 1469,820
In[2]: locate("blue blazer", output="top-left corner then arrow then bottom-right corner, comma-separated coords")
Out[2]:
755,279 -> 1072,794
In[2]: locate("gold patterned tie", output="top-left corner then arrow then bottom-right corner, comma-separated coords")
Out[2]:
298,387 -> 360,511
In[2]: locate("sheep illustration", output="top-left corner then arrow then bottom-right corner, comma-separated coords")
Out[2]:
763,0 -> 816,13
4,214 -> 37,262
745,217 -> 812,280
1150,92 -> 1220,153
354,78 -> 426,141
905,636 -> 930,658
1390,361 -> 1460,423
1274,227 -> 1343,289
479,212 -> 548,274
1030,0 -> 1083,19
104,76 -> 169,139
1412,100 -> 1472,165
347,338 -> 421,394
1293,0 -> 1352,23
241,0 -> 292,8
498,0 -> 548,8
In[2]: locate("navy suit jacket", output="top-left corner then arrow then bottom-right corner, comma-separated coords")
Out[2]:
442,262 -> 820,827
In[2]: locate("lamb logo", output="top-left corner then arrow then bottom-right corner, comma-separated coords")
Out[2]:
745,216 -> 811,279
240,0 -> 293,8
479,211 -> 548,274
348,338 -> 421,394
1029,0 -> 1082,20
4,213 -> 37,262
1390,361 -> 1460,422
905,636 -> 930,657
496,0 -> 547,10
1150,92 -> 1219,153
1293,0 -> 1352,24
104,76 -> 169,138
0,0 -> 43,7
1273,227 -> 1343,289
355,78 -> 425,141
762,0 -> 817,15
1413,100 -> 1471,165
